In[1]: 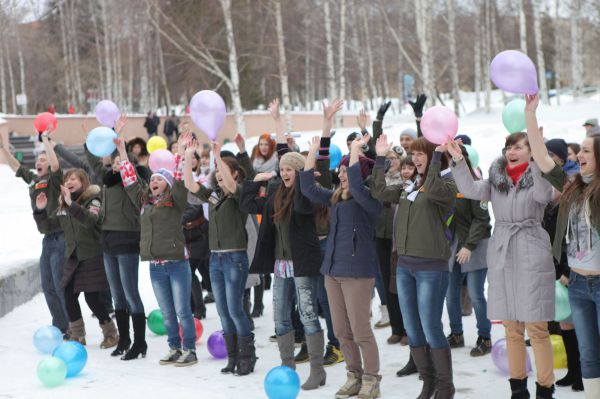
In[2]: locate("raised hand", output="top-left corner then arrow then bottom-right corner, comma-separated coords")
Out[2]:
409,94 -> 427,118
375,134 -> 391,157
376,101 -> 392,121
447,136 -> 463,160
351,132 -> 370,153
211,141 -> 221,159
286,135 -> 297,151
178,131 -> 193,155
268,98 -> 281,120
308,136 -> 320,155
113,137 -> 127,156
115,115 -> 128,134
185,139 -> 198,157
524,94 -> 539,113
323,99 -> 344,121
234,133 -> 246,153
60,185 -> 72,206
36,192 -> 48,210
253,171 -> 276,182
356,109 -> 368,131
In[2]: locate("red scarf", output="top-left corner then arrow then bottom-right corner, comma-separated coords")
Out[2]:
506,162 -> 529,185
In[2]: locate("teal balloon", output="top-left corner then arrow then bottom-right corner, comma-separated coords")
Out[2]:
464,145 -> 479,169
555,281 -> 572,321
148,309 -> 167,335
502,99 -> 526,134
37,357 -> 67,387
33,326 -> 63,354
264,366 -> 301,399
86,126 -> 117,157
329,144 -> 342,170
52,341 -> 87,378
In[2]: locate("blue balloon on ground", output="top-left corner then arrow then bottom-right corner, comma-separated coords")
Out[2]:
52,341 -> 87,378
329,144 -> 342,170
264,366 -> 301,399
33,326 -> 63,354
86,126 -> 117,157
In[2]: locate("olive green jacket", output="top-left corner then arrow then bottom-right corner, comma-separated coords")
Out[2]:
17,166 -> 62,235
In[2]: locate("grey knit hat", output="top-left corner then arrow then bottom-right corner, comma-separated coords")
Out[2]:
279,152 -> 306,172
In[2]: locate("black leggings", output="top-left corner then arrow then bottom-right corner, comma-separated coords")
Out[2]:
64,280 -> 111,324
376,237 -> 406,336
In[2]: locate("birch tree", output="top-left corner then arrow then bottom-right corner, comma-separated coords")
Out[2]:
4,40 -> 16,114
447,0 -> 461,115
0,35 -> 5,113
361,4 -> 377,109
273,0 -> 292,130
518,0 -> 527,53
323,0 -> 336,101
349,0 -> 368,108
482,0 -> 491,112
532,0 -> 549,104
554,0 -> 561,105
89,0 -> 105,99
337,0 -> 347,102
100,0 -> 113,100
415,0 -> 435,105
15,29 -> 26,114
570,0 -> 583,98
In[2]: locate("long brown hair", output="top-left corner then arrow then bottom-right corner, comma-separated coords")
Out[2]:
251,134 -> 276,162
273,177 -> 295,222
210,156 -> 246,193
60,168 -> 91,208
559,136 -> 600,226
410,137 -> 449,187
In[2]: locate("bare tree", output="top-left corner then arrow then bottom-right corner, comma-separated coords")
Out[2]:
0,35 -> 5,113
349,0 -> 367,108
570,0 -> 583,98
415,0 -> 435,105
532,0 -> 549,104
323,0 -> 336,102
518,0 -> 527,53
100,0 -> 113,100
447,0 -> 461,115
361,4 -> 377,109
554,0 -> 561,105
4,40 -> 16,114
338,0 -> 347,102
155,3 -> 171,112
482,0 -> 491,112
273,0 -> 292,130
89,0 -> 105,99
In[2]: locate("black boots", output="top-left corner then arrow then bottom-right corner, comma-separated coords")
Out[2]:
556,329 -> 583,391
122,313 -> 147,360
411,346 -> 436,399
535,383 -> 555,399
235,333 -> 257,376
251,281 -> 264,318
221,334 -> 238,374
243,289 -> 255,332
430,348 -> 455,398
509,378 -> 530,399
396,353 -> 418,377
111,310 -> 131,356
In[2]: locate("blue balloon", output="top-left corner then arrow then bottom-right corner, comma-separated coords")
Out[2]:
52,341 -> 87,378
329,144 -> 342,170
86,126 -> 117,157
33,326 -> 64,354
264,366 -> 301,399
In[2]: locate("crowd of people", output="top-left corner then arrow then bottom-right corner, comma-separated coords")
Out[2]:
0,93 -> 599,399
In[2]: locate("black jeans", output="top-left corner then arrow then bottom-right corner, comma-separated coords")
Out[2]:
377,237 -> 406,336
64,280 -> 111,324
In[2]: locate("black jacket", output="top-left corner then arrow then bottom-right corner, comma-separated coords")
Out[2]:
181,203 -> 210,261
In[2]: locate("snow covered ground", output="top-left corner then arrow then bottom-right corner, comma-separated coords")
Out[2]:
1,92 -> 596,398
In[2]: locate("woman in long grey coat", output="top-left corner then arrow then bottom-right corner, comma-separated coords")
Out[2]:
447,133 -> 556,399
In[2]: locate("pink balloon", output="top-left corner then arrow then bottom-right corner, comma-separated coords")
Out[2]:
492,338 -> 533,375
148,149 -> 175,173
190,90 -> 226,141
490,50 -> 539,95
94,100 -> 121,128
420,106 -> 458,145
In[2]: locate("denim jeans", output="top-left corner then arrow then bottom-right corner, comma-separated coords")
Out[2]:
317,238 -> 339,347
150,260 -> 196,350
396,265 -> 449,349
446,265 -> 491,339
273,275 -> 322,337
103,253 -> 145,314
209,251 -> 251,337
374,269 -> 387,306
40,232 -> 69,332
569,271 -> 600,378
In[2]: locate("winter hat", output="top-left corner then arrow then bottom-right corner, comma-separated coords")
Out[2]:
400,128 -> 417,139
340,155 -> 375,180
583,118 -> 598,127
151,168 -> 174,188
455,134 -> 472,146
545,138 -> 568,163
279,152 -> 306,172
220,150 -> 236,159
347,131 -> 362,142
588,126 -> 600,137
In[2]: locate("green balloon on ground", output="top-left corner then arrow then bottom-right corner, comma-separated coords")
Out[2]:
502,99 -> 526,134
148,309 -> 167,335
37,357 -> 67,388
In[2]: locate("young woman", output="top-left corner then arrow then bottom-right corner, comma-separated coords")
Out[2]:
447,129 -> 556,399
567,143 -> 581,164
525,93 -> 600,398
1,132 -> 69,336
117,134 -> 197,367
400,157 -> 417,188
183,140 -> 257,376
372,135 -> 457,399
127,137 -> 150,167
251,133 -> 278,173
300,134 -> 382,399
33,133 -> 117,348
444,145 -> 492,357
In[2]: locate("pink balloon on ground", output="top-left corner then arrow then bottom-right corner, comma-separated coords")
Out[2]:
148,149 -> 175,173
95,100 -> 121,128
490,50 -> 539,95
189,90 -> 226,141
420,106 -> 459,145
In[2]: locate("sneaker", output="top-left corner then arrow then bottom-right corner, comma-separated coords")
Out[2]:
470,336 -> 492,357
294,341 -> 309,363
324,344 -> 344,366
174,349 -> 198,367
159,348 -> 182,365
204,292 -> 215,304
336,371 -> 362,399
447,333 -> 465,348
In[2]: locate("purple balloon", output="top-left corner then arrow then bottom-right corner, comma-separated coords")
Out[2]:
148,149 -> 175,173
95,100 -> 121,128
190,90 -> 226,141
490,50 -> 539,95
207,330 -> 228,359
492,338 -> 533,375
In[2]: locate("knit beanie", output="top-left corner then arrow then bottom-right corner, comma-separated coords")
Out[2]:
545,138 -> 568,163
279,152 -> 306,172
340,155 -> 375,180
455,134 -> 472,146
151,168 -> 174,187
400,128 -> 417,139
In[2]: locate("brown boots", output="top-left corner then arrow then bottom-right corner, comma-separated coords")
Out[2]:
100,319 -> 119,349
68,318 -> 87,345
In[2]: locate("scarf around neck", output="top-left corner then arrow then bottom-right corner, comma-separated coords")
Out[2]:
506,162 -> 529,185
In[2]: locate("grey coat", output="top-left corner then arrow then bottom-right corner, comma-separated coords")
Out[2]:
451,157 -> 555,322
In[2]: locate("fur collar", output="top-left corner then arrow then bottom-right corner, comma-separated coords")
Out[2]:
79,185 -> 101,203
488,157 -> 533,193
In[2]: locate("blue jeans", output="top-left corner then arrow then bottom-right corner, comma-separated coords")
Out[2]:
103,253 -> 145,314
374,269 -> 387,306
569,271 -> 600,378
274,275 -> 322,337
150,260 -> 196,350
396,265 -> 449,349
210,251 -> 251,337
446,265 -> 491,339
317,238 -> 339,347
40,232 -> 69,332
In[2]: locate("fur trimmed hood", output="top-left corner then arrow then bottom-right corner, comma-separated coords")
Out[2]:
488,157 -> 533,194
79,185 -> 101,203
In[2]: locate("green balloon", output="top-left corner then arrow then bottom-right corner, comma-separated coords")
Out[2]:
555,281 -> 572,321
37,357 -> 67,388
502,99 -> 526,134
464,145 -> 479,169
148,309 -> 167,335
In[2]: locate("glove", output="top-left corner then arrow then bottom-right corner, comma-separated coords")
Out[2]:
376,101 -> 392,121
408,94 -> 428,118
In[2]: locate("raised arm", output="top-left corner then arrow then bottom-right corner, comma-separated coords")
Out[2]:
213,142 -> 237,195
1,133 -> 24,173
299,169 -> 334,205
409,94 -> 427,137
423,150 -> 458,207
370,135 -> 403,203
447,138 -> 491,201
234,133 -> 256,180
116,137 -> 144,208
525,94 -> 555,173
269,98 -> 286,144
239,179 -> 270,215
41,129 -> 60,172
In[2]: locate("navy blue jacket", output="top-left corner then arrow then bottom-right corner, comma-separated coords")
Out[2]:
299,163 -> 382,278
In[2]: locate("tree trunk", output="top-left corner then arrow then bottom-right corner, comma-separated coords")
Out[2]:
15,30 -> 27,115
58,2 -> 73,107
349,0 -> 367,108
89,0 -> 105,99
0,36 -> 6,114
273,0 -> 292,130
155,2 -> 171,112
138,32 -> 149,112
361,5 -> 377,109
68,0 -> 84,109
533,0 -> 549,104
323,0 -> 336,102
447,0 -> 460,116
5,40 -> 16,114
570,0 -> 583,98
336,0 -> 347,124
483,0 -> 491,112
303,13 -> 311,110
378,21 -> 389,99
474,21 -> 482,110
219,0 -> 246,136
101,0 -> 113,100
415,0 -> 435,106
519,0 -> 527,53
554,0 -> 561,105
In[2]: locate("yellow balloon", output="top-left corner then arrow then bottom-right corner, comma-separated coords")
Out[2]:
550,334 -> 567,369
147,136 -> 167,154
